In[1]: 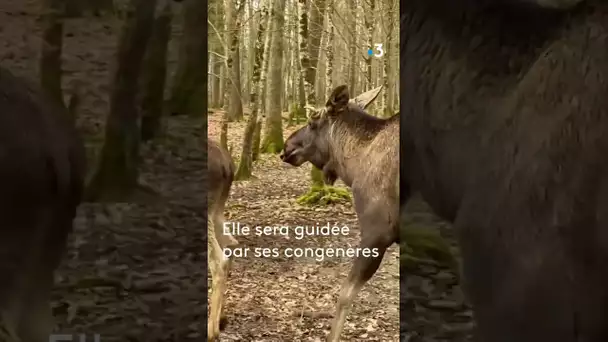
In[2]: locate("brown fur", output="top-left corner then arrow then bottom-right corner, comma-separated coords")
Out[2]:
281,85 -> 399,341
0,66 -> 85,341
402,1 -> 608,341
207,139 -> 237,341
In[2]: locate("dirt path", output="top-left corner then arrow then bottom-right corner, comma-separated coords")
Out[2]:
208,112 -> 399,341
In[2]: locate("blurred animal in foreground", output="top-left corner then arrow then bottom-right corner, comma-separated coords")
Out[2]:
0,66 -> 85,342
207,139 -> 237,341
402,0 -> 608,341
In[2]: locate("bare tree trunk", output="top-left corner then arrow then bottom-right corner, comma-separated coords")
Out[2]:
87,0 -> 157,201
382,0 -> 394,117
220,121 -> 229,155
252,115 -> 263,160
316,14 -> 327,103
302,0 -> 327,186
260,0 -> 274,116
283,9 -> 292,112
39,0 -> 65,107
169,0 -> 206,116
307,0 -> 326,106
219,65 -> 226,108
325,12 -> 333,99
141,2 -> 172,141
225,0 -> 244,121
347,0 -> 357,93
210,0 -> 222,108
235,1 -> 268,180
210,52 -> 221,107
231,44 -> 244,119
246,0 -> 257,104
365,0 -> 375,91
248,0 -> 271,159
261,0 -> 286,153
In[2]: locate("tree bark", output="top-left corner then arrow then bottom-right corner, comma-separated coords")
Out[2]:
209,0 -> 223,108
261,0 -> 286,153
225,0 -> 244,121
169,0 -> 206,116
39,0 -> 65,107
141,2 -> 172,142
235,1 -> 269,179
86,0 -> 157,201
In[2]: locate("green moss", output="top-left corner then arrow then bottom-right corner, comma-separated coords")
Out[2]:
261,129 -> 284,154
310,167 -> 324,185
261,114 -> 284,154
296,185 -> 352,206
400,224 -> 457,271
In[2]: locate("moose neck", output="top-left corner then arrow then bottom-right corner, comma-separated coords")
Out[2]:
327,106 -> 399,187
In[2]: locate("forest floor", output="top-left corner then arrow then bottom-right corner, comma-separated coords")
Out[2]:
400,200 -> 475,342
208,110 -> 400,341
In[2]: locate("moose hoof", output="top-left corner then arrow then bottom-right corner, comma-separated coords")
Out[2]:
208,317 -> 228,341
219,315 -> 229,330
322,170 -> 338,185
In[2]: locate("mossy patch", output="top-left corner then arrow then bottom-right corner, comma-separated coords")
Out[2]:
296,185 -> 352,205
401,223 -> 457,271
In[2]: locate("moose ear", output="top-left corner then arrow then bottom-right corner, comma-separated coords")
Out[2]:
326,85 -> 350,113
350,85 -> 382,109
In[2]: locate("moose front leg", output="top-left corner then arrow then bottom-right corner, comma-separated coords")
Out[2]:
322,165 -> 338,185
207,203 -> 238,341
207,217 -> 234,341
326,201 -> 397,342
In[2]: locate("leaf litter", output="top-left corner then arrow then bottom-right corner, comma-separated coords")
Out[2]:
401,199 -> 475,342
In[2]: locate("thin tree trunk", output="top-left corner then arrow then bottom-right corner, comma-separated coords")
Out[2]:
225,0 -> 244,121
325,12 -> 333,99
39,0 -> 65,107
169,0 -> 206,116
303,0 -> 327,186
210,0 -> 222,108
235,1 -> 269,179
247,0 -> 257,104
347,0 -> 356,93
86,0 -> 157,201
365,0 -> 375,91
382,0 -> 394,117
141,2 -> 172,141
260,0 -> 273,116
261,0 -> 286,153
306,0 -> 326,106
252,114 -> 263,161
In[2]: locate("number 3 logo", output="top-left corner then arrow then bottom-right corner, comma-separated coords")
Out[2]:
374,43 -> 384,57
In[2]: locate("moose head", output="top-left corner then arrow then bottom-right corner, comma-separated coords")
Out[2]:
279,85 -> 382,184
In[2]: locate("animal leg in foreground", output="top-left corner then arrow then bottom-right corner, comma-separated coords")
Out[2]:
327,203 -> 396,341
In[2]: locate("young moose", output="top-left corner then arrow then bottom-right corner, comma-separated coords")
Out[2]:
281,85 -> 399,341
207,139 -> 238,341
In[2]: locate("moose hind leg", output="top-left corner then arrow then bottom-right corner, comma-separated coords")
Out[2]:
207,211 -> 226,341
18,211 -> 74,342
207,232 -> 223,341
327,219 -> 395,341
